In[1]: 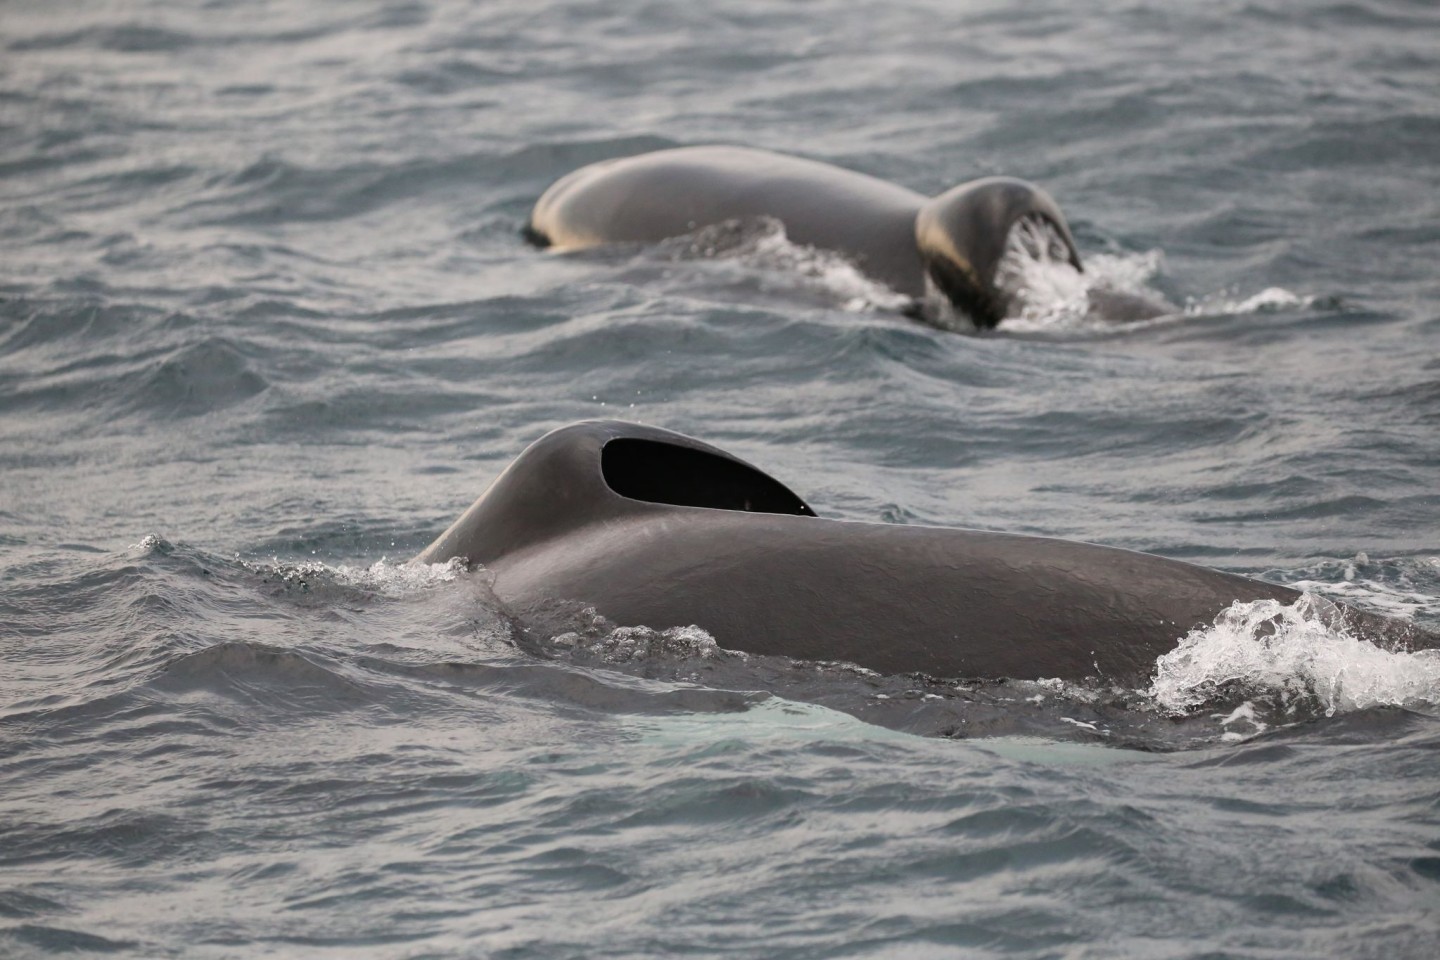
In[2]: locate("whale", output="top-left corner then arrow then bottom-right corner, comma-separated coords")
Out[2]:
416,420 -> 1434,684
524,145 -> 1085,329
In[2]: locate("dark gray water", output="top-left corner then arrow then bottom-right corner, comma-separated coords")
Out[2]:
3,0 -> 1440,956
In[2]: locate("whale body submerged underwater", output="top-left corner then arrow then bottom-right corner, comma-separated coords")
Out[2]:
416,421 -> 1435,685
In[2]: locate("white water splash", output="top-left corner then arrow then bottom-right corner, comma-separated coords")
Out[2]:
745,221 -> 912,313
1213,701 -> 1270,742
658,217 -> 910,313
1186,286 -> 1315,316
1267,553 -> 1440,636
992,220 -> 1321,333
1148,593 -> 1440,717
128,533 -> 175,556
329,556 -> 468,593
240,555 -> 467,595
1283,576 -> 1440,624
656,215 -> 1319,334
991,218 -> 1173,333
552,623 -> 725,663
1007,676 -> 1104,706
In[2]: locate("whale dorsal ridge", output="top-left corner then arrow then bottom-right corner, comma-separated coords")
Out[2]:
601,437 -> 815,516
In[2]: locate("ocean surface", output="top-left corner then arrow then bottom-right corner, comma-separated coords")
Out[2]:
3,0 -> 1440,956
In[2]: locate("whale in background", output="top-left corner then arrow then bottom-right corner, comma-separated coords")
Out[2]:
524,145 -> 1089,329
416,421 -> 1434,684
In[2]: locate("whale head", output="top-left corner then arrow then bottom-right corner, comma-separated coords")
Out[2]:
915,177 -> 1083,329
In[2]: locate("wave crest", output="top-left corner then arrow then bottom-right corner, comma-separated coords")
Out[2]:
655,217 -> 913,313
991,218 -> 1173,332
238,555 -> 466,596
552,623 -> 726,663
1148,593 -> 1440,717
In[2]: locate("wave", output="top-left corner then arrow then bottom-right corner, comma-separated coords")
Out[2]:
527,585 -> 1440,747
1147,593 -> 1440,719
645,214 -> 1318,337
991,218 -> 1173,333
552,622 -> 727,663
13,538 -> 1436,751
652,216 -> 911,313
238,555 -> 469,598
1274,553 -> 1440,624
1184,286 -> 1316,317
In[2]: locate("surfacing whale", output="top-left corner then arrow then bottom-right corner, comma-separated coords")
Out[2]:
524,145 -> 1085,329
416,421 -> 1434,685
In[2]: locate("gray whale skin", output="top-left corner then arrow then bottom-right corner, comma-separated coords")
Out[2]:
415,420 -> 1435,685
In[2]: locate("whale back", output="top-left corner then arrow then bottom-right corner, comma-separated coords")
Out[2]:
915,177 -> 1083,328
527,146 -> 929,295
416,420 -> 1440,684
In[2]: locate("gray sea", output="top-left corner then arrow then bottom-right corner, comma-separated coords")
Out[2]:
3,0 -> 1440,956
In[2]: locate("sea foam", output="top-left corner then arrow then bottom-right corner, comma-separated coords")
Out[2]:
1147,593 -> 1440,717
